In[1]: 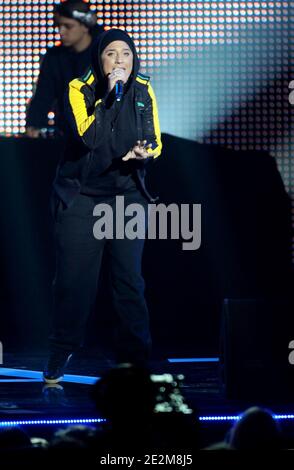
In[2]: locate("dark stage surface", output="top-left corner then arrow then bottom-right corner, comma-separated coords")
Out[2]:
1,354 -> 294,450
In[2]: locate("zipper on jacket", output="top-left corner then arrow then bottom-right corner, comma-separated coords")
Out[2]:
81,149 -> 94,185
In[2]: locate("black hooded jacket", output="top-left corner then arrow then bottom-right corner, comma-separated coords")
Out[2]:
53,29 -> 162,205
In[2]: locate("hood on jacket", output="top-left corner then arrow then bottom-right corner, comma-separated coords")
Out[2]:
90,28 -> 140,98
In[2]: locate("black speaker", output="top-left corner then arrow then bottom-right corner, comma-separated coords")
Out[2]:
219,298 -> 294,400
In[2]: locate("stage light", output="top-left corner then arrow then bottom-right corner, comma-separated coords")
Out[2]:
0,418 -> 105,427
167,357 -> 219,363
200,414 -> 294,422
200,415 -> 239,422
1,413 -> 294,428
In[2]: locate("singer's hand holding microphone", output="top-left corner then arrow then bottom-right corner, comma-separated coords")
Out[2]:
107,68 -> 126,101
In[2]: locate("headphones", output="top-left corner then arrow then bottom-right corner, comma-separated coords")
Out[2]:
71,9 -> 97,28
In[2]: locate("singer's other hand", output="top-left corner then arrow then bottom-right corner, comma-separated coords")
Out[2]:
107,68 -> 126,92
122,140 -> 158,161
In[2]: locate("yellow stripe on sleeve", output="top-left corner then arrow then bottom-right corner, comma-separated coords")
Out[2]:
147,83 -> 162,158
68,79 -> 95,137
136,76 -> 149,86
86,74 -> 95,86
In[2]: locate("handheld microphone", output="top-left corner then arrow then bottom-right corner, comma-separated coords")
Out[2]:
115,80 -> 124,101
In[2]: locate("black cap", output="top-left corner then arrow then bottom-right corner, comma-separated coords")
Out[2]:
54,0 -> 97,29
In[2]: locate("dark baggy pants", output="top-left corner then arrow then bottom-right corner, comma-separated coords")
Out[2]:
49,189 -> 151,363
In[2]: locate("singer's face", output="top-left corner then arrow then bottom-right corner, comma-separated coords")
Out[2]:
101,41 -> 133,83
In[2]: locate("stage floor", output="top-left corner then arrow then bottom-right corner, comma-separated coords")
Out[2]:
1,353 -> 294,448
